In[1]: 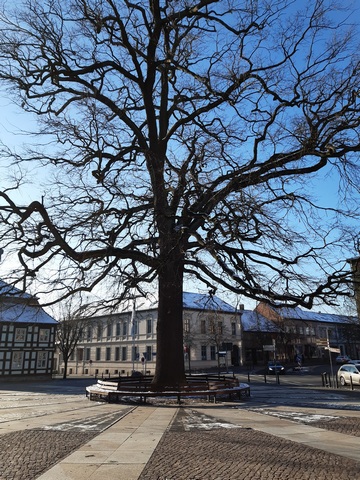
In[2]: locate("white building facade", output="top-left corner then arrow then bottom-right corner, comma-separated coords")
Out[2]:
61,292 -> 242,377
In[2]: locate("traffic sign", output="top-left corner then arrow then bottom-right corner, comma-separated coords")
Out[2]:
263,345 -> 275,351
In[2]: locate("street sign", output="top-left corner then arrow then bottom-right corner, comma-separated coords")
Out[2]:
316,339 -> 329,347
325,347 -> 340,353
263,345 -> 275,351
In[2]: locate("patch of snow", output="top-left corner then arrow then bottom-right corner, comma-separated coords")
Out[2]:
183,409 -> 243,431
245,408 -> 340,423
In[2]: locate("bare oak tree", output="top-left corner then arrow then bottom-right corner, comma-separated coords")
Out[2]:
0,0 -> 359,387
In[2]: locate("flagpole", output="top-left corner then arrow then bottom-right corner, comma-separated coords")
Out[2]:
131,297 -> 136,374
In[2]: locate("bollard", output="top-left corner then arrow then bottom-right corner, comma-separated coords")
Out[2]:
264,373 -> 267,383
350,376 -> 354,390
247,372 -> 250,383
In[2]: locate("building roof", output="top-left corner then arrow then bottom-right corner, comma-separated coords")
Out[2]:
0,280 -> 57,325
0,280 -> 32,299
241,310 -> 280,332
268,305 -> 358,325
0,303 -> 57,324
182,292 -> 236,312
128,291 -> 236,313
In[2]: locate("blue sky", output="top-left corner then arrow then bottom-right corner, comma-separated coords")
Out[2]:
0,1 -> 359,316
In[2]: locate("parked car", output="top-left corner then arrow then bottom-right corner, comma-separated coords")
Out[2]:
348,359 -> 360,364
335,354 -> 351,365
337,363 -> 360,386
267,361 -> 285,375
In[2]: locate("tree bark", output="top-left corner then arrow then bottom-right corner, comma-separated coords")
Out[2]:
62,357 -> 68,379
152,246 -> 186,389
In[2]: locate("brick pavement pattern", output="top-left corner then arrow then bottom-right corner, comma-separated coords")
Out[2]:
1,405 -> 360,479
139,408 -> 360,480
0,429 -> 98,480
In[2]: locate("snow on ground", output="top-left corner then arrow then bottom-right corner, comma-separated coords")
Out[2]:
182,409 -> 243,431
245,408 -> 340,423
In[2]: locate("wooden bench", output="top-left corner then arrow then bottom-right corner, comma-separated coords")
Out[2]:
86,375 -> 250,404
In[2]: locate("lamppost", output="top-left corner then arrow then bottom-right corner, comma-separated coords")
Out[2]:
130,296 -> 145,374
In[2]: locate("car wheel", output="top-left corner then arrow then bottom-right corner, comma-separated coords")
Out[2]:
340,376 -> 346,386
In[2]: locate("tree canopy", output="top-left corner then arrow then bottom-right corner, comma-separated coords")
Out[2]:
0,0 -> 359,385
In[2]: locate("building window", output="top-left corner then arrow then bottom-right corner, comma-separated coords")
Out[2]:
106,347 -> 111,361
87,327 -> 92,341
201,345 -> 207,360
115,347 -> 120,361
147,318 -> 152,335
146,345 -> 152,361
218,322 -> 223,334
97,324 -> 103,341
231,322 -> 236,336
201,320 -> 206,334
106,323 -> 112,339
121,346 -> 127,361
96,348 -> 101,361
79,327 -> 84,342
12,351 -> 24,369
116,322 -> 121,337
122,321 -> 127,336
210,345 -> 216,360
132,346 -> 138,361
132,320 -> 138,336
184,316 -> 190,333
37,351 -> 48,368
39,329 -> 50,342
15,328 -> 26,342
70,351 -> 75,361
86,348 -> 91,361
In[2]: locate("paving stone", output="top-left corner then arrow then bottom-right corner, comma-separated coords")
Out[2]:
138,409 -> 360,480
0,429 -> 98,480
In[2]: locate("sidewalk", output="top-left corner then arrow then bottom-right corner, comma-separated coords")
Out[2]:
37,405 -> 178,480
36,401 -> 360,480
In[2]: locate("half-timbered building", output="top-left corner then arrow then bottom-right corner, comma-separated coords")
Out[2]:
0,280 -> 57,381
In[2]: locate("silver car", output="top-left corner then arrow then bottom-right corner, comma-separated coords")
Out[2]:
337,363 -> 360,386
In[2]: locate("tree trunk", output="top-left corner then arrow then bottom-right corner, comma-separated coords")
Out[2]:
62,357 -> 68,379
152,250 -> 186,389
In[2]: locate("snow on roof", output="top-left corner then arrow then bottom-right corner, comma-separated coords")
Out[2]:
0,302 -> 57,324
182,292 -> 236,312
0,279 -> 57,325
241,310 -> 280,332
270,305 -> 358,325
129,291 -> 236,313
0,280 -> 32,299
